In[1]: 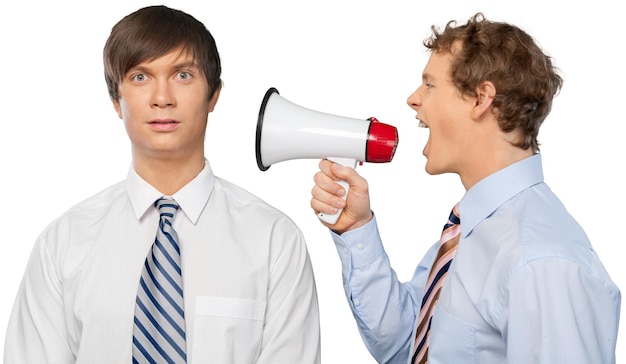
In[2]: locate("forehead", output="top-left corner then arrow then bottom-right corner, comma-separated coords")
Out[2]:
422,51 -> 453,80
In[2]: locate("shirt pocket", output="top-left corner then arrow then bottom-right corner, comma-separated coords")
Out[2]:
191,296 -> 266,363
429,308 -> 476,364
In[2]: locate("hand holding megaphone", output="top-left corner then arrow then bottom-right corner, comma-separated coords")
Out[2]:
316,156 -> 357,224
255,87 -> 399,224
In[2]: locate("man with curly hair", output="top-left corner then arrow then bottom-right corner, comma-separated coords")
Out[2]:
311,13 -> 620,364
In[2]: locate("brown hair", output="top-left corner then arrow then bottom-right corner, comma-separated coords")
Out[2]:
103,5 -> 221,101
424,13 -> 563,152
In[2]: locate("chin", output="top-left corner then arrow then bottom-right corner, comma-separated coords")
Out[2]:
424,163 -> 444,176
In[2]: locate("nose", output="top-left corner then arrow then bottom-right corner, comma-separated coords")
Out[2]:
406,87 -> 421,111
151,79 -> 175,108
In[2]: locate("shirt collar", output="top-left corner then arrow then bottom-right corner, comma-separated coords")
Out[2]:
126,159 -> 215,224
459,154 -> 544,238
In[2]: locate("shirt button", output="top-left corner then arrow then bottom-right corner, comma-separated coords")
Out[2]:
353,298 -> 361,305
342,247 -> 349,254
357,243 -> 364,250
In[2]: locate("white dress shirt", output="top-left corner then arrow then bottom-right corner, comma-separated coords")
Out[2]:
331,154 -> 620,363
4,160 -> 321,364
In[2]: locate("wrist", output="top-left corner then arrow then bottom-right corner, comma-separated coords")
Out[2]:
332,211 -> 373,235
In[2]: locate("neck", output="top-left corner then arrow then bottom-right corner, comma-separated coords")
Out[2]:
133,154 -> 205,196
458,132 -> 533,191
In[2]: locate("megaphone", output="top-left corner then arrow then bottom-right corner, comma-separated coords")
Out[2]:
255,87 -> 399,224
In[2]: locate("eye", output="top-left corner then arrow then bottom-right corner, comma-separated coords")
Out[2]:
131,73 -> 147,82
425,83 -> 434,89
177,71 -> 192,80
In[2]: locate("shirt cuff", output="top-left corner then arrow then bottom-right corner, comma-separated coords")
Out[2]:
330,213 -> 386,269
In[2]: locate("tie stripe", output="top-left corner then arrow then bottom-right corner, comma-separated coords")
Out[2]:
150,244 -> 183,295
133,198 -> 187,363
412,204 -> 460,364
136,285 -> 185,337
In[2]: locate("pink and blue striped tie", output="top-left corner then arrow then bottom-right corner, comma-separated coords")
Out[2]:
133,198 -> 187,363
412,204 -> 461,364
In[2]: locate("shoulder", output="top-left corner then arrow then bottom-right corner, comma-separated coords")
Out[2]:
208,176 -> 309,257
468,182 -> 598,284
212,176 -> 293,221
509,183 -> 589,257
63,181 -> 128,219
494,183 -> 617,285
38,181 -> 127,240
208,177 -> 305,242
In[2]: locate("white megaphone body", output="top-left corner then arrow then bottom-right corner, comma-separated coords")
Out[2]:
256,87 -> 399,224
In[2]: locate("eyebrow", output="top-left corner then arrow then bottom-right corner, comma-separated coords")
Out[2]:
127,60 -> 200,75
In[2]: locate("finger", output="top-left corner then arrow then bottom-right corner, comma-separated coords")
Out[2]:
311,184 -> 344,212
313,170 -> 346,197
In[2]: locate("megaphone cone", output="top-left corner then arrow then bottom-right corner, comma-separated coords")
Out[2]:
255,87 -> 399,224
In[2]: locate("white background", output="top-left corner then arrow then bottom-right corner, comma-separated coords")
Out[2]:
1,0 -> 624,362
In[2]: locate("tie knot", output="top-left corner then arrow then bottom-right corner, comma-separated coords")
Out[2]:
442,203 -> 460,232
155,198 -> 179,222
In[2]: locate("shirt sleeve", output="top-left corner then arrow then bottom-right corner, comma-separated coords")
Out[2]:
330,214 -> 439,364
503,256 -> 621,364
255,217 -> 321,364
4,235 -> 75,364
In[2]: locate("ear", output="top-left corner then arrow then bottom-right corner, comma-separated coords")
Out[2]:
208,83 -> 222,113
111,98 -> 123,119
471,81 -> 496,120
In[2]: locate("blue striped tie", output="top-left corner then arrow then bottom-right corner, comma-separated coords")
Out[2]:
133,198 -> 187,363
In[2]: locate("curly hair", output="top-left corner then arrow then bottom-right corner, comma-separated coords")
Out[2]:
424,13 -> 563,152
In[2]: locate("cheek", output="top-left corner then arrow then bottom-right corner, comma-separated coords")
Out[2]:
115,98 -> 134,119
119,106 -> 135,123
183,98 -> 212,120
118,103 -> 140,134
117,104 -> 127,119
112,99 -> 123,119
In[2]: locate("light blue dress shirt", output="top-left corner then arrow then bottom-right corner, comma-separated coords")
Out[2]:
331,154 -> 620,364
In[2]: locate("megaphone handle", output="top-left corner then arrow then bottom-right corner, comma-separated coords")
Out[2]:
317,157 -> 358,225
